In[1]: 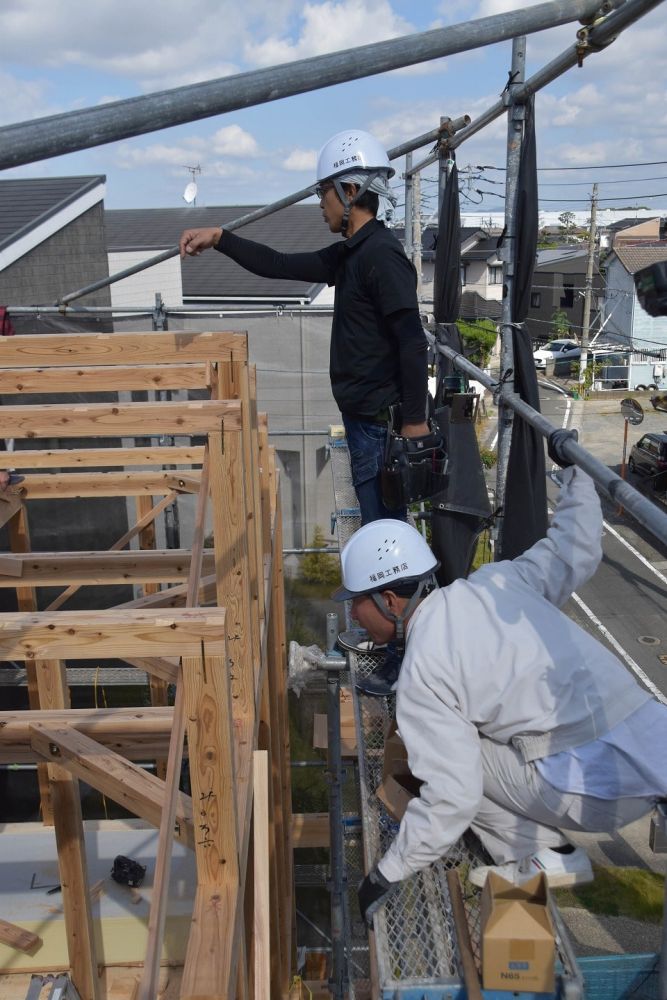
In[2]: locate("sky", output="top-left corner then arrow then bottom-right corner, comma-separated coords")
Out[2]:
2,0 -> 667,227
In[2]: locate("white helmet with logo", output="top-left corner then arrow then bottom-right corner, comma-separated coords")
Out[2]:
332,520 -> 439,601
316,129 -> 395,184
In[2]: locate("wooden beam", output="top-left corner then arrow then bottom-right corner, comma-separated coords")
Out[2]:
0,492 -> 22,529
134,492 -> 170,782
0,363 -> 210,394
0,707 -> 174,764
6,445 -> 205,469
291,813 -> 330,849
113,574 -> 217,611
29,724 -> 194,850
0,549 -> 217,586
0,555 -> 22,577
138,456 -> 211,1000
1,400 -> 240,438
0,608 -> 227,660
253,751 -> 270,1000
35,659 -> 100,1000
12,472 -> 200,499
0,330 -> 247,367
46,492 -> 179,612
0,919 -> 41,953
123,656 -> 179,684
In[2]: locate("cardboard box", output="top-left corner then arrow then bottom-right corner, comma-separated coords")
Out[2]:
480,872 -> 555,993
375,720 -> 423,822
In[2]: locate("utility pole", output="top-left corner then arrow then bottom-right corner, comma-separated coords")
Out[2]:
579,183 -> 598,390
494,35 -> 526,552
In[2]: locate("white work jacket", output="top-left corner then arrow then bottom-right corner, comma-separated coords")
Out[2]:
378,467 -> 651,883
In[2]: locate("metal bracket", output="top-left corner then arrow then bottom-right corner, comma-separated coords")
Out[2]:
25,974 -> 83,1000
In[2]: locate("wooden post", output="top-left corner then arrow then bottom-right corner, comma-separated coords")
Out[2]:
35,658 -> 100,1000
253,751 -> 271,1000
136,493 -> 169,780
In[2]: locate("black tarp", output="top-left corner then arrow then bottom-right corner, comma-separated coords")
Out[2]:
430,154 -> 491,585
498,95 -> 549,560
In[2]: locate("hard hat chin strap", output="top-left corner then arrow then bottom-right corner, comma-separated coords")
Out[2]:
333,173 -> 377,237
370,578 -> 429,647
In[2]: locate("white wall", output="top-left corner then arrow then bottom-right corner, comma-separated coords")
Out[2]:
108,252 -> 183,308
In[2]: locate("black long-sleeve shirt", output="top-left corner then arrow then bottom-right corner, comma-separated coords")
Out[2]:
216,219 -> 428,422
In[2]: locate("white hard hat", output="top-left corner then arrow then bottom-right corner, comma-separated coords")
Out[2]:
332,520 -> 439,601
316,129 -> 394,184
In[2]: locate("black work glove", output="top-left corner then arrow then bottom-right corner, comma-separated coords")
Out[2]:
358,865 -> 399,927
547,428 -> 578,468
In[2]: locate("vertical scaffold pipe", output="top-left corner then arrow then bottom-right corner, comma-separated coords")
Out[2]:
494,36 -> 526,552
404,151 -> 414,266
324,613 -> 349,999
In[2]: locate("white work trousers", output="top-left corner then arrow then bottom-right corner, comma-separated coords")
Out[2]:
470,738 -> 655,863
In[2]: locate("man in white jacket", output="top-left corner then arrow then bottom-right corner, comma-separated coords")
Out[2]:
335,434 -> 667,926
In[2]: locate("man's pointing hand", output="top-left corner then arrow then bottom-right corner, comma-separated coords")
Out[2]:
179,227 -> 223,258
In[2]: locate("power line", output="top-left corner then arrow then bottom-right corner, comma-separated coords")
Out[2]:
479,159 -> 667,172
539,175 -> 667,187
474,188 -> 667,204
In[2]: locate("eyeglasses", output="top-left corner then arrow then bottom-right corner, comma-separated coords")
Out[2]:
315,183 -> 334,199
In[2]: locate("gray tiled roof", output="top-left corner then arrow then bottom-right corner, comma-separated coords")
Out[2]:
536,246 -> 588,267
612,243 -> 667,275
461,235 -> 500,261
0,176 -> 105,252
105,205 -> 341,302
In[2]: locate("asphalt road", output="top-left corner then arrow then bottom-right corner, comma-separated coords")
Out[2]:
537,385 -> 667,704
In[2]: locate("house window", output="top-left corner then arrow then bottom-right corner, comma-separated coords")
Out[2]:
560,284 -> 575,308
460,264 -> 467,286
488,265 -> 502,284
531,292 -> 541,308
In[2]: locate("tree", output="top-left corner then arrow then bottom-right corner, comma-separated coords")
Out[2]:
558,211 -> 576,243
300,525 -> 340,587
551,309 -> 570,338
457,317 -> 498,367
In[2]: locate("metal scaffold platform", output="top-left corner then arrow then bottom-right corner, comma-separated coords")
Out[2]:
329,432 -> 584,1000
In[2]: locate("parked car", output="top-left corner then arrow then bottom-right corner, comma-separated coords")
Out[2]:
533,339 -> 581,372
650,391 -> 667,412
628,431 -> 667,490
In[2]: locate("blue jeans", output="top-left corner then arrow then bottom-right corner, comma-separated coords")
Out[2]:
342,414 -> 407,525
343,415 -> 406,680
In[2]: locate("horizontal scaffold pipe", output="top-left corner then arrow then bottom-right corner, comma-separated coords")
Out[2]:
56,121 -> 470,306
0,0 -> 614,171
450,0 -> 664,150
436,340 -> 667,549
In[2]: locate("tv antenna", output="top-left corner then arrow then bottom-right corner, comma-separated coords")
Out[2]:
183,164 -> 201,205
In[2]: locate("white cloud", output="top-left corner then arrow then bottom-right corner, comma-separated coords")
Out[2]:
0,70 -> 54,124
282,148 -> 317,171
211,125 -> 260,157
116,139 -> 206,169
244,0 -> 412,66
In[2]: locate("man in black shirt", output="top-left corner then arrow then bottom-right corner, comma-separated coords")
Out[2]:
179,128 -> 429,526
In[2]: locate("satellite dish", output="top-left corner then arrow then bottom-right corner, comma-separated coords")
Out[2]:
620,397 -> 644,425
183,181 -> 198,204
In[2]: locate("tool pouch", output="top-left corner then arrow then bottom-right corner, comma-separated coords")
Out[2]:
381,412 -> 448,509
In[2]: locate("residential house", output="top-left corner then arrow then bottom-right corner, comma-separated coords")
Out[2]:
599,217 -> 664,251
0,175 -> 111,327
105,204 -> 337,309
0,176 -> 126,610
525,245 -> 602,345
105,205 -> 343,553
602,244 -> 667,351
